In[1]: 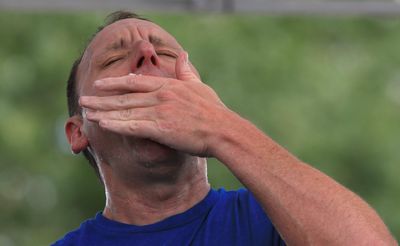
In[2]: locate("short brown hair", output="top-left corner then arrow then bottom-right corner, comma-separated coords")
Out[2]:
66,11 -> 149,181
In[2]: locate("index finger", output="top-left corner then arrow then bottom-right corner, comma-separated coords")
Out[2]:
94,74 -> 165,92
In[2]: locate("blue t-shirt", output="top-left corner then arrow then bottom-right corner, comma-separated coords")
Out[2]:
52,188 -> 285,246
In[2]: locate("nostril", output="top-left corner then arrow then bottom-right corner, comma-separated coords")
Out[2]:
137,57 -> 145,68
150,56 -> 157,65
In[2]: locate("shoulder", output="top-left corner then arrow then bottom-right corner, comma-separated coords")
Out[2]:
51,227 -> 81,246
209,188 -> 285,245
215,188 -> 261,208
51,216 -> 96,246
212,188 -> 268,220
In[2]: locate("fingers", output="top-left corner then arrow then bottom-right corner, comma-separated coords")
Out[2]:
80,92 -> 157,111
175,51 -> 201,82
94,74 -> 164,92
85,108 -> 154,122
98,119 -> 161,140
93,52 -> 200,95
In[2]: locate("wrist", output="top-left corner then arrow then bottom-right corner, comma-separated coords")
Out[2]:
207,107 -> 253,160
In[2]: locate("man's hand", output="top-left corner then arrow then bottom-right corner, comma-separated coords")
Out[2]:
79,52 -> 227,156
80,51 -> 397,245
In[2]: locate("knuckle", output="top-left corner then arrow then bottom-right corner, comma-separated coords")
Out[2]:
126,76 -> 135,87
156,90 -> 176,102
128,121 -> 138,132
117,94 -> 129,106
154,105 -> 165,118
157,120 -> 173,132
155,104 -> 173,118
172,84 -> 187,95
119,109 -> 132,119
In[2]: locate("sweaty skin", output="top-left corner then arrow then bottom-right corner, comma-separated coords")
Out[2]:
65,18 -> 397,245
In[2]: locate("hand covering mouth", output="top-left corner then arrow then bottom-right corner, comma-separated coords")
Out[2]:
130,67 -> 173,79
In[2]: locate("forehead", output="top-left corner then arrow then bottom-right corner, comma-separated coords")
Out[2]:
76,18 -> 181,90
85,18 -> 179,57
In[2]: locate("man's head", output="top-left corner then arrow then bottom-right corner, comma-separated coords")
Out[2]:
65,11 -> 198,183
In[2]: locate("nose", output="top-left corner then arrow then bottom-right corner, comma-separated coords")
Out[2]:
131,41 -> 159,73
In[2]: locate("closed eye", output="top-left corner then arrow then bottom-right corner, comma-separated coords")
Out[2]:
103,56 -> 125,67
157,51 -> 177,59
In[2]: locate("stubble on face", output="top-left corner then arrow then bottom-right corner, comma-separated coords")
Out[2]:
75,19 -> 194,181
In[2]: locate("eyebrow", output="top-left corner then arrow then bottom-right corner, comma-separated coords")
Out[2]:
149,35 -> 165,46
105,38 -> 126,52
95,35 -> 177,64
104,35 -> 166,52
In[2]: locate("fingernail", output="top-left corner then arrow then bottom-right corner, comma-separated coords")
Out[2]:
94,80 -> 104,86
82,108 -> 94,119
79,97 -> 87,104
184,52 -> 189,65
80,96 -> 92,104
86,111 -> 93,118
100,120 -> 108,127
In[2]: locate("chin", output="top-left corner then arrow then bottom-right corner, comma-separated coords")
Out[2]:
133,139 -> 191,182
133,139 -> 184,165
106,137 -> 194,182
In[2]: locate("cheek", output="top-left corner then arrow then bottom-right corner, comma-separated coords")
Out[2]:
84,121 -> 127,161
189,64 -> 201,80
82,65 -> 132,96
102,63 -> 132,78
83,120 -> 104,146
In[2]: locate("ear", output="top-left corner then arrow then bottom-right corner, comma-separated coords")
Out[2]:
65,115 -> 89,154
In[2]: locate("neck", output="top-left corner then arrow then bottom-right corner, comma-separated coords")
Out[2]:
101,157 -> 210,226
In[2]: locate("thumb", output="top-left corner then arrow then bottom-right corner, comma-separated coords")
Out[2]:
175,51 -> 199,82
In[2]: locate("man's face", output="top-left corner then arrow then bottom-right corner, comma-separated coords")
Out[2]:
76,18 -> 191,179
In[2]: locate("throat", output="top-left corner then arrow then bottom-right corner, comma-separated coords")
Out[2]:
102,158 -> 210,226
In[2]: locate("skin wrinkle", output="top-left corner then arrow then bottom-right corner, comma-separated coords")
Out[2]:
76,20 -> 210,213
65,17 -> 397,244
207,108 -> 396,244
102,157 -> 208,225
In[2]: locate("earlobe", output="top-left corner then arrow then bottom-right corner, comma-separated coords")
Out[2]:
65,116 -> 89,154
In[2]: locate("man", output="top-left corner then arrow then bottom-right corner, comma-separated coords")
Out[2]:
53,11 -> 396,245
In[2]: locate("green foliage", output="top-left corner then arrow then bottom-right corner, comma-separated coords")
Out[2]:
0,12 -> 399,245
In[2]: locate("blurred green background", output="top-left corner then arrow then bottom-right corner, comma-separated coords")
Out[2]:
0,11 -> 399,245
